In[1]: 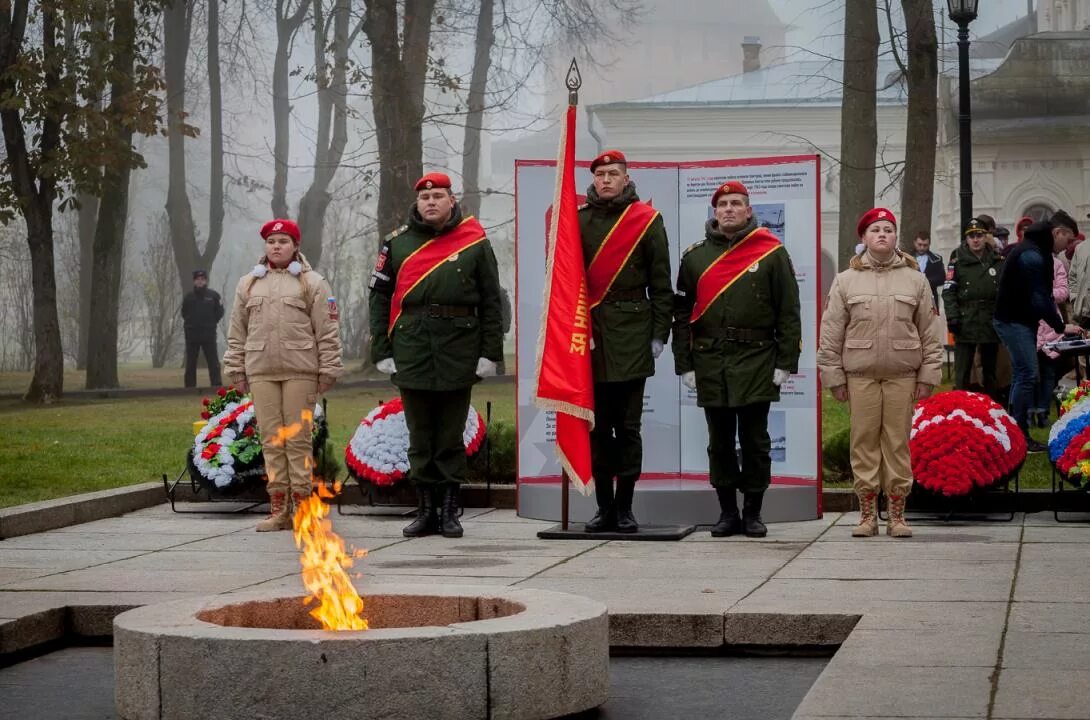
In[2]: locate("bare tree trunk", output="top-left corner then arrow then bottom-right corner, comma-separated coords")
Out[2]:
206,0 -> 225,263
271,0 -> 308,220
76,194 -> 98,369
297,0 -> 353,269
899,0 -> 938,251
164,0 -> 197,292
365,0 -> 437,236
86,0 -> 138,389
460,0 -> 494,219
837,0 -> 879,270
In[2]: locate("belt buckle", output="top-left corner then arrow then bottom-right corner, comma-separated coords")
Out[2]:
427,304 -> 442,318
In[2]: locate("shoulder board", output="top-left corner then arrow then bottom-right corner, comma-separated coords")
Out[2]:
683,241 -> 704,256
384,224 -> 408,242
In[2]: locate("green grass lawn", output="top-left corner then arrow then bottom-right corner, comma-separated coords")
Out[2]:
0,384 -> 515,508
0,380 -> 1056,508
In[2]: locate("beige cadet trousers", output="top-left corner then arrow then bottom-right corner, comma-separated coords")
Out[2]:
847,376 -> 915,497
251,379 -> 317,496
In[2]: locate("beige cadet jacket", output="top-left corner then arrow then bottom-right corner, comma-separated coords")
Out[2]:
223,255 -> 343,383
817,250 -> 944,389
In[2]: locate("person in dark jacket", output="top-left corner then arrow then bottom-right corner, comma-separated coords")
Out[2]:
943,218 -> 1003,399
913,231 -> 944,312
181,270 -> 224,388
993,214 -> 1083,451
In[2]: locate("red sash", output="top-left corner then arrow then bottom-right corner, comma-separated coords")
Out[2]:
691,227 -> 783,324
388,217 -> 487,335
586,201 -> 659,308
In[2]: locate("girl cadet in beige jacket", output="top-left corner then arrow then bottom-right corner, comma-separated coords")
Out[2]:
223,219 -> 343,532
817,208 -> 943,539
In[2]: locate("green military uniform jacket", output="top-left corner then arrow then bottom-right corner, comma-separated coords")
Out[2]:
368,204 -> 504,391
942,244 -> 1002,344
579,183 -> 673,383
672,217 -> 802,408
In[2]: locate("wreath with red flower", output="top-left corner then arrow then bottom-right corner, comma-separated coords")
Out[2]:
909,391 -> 1026,496
189,386 -> 327,495
1060,381 -> 1090,416
1048,392 -> 1090,489
344,397 -> 486,486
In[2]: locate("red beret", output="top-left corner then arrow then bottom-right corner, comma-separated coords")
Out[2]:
260,218 -> 300,244
1016,216 -> 1033,239
590,150 -> 627,172
414,172 -> 452,192
710,180 -> 749,207
856,207 -> 897,237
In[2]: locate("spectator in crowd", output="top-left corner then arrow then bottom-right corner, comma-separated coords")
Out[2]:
181,269 -> 224,388
943,218 -> 1003,400
1069,227 -> 1090,328
1034,252 -> 1070,427
913,230 -> 943,312
817,208 -> 943,539
1004,216 -> 1034,258
994,226 -> 1011,251
993,212 -> 1083,452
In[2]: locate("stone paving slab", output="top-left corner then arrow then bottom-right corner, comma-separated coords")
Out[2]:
3,504 -> 1090,719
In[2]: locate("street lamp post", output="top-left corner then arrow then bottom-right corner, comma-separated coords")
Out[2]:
947,0 -> 979,235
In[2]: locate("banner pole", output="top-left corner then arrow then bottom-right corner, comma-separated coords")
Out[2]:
562,471 -> 570,530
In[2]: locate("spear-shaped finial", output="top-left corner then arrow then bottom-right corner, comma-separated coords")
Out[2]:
566,58 -> 582,106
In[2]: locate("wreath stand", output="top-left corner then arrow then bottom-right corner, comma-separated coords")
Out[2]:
878,467 -> 1021,524
164,399 -> 333,514
1049,465 -> 1090,523
336,401 -> 497,518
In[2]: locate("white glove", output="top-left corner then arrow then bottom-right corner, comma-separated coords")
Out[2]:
773,369 -> 790,387
651,339 -> 664,359
475,357 -> 497,378
376,358 -> 397,375
681,371 -> 696,390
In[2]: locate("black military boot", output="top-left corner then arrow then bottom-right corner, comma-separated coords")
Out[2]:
440,484 -> 464,538
402,485 -> 437,537
742,491 -> 768,538
613,477 -> 639,534
710,487 -> 742,537
584,477 -> 615,533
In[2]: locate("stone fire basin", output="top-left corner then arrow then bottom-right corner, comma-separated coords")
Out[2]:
113,585 -> 609,720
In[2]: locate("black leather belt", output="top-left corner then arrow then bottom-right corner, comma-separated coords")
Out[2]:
402,304 -> 476,318
700,326 -> 774,342
603,288 -> 647,302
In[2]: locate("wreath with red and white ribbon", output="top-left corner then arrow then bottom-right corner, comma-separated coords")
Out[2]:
344,397 -> 486,486
910,390 -> 1025,496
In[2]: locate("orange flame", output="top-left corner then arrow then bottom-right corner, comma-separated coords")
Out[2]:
292,480 -> 368,631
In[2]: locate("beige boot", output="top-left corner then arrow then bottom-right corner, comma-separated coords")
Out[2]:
256,492 -> 292,532
886,494 -> 913,538
852,491 -> 879,537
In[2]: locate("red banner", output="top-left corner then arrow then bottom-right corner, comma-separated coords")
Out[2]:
533,104 -> 594,495
692,227 -> 783,323
387,217 -> 487,335
586,202 -> 659,308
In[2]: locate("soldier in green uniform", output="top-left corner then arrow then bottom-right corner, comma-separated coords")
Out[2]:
673,180 -> 801,538
579,150 -> 673,534
369,172 -> 504,538
942,217 -> 1003,400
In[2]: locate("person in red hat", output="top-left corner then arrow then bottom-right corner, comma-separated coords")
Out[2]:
578,150 -> 674,534
223,218 -> 344,531
368,171 -> 504,539
817,208 -> 943,538
673,179 -> 801,539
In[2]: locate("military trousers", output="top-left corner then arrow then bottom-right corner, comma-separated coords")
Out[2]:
591,379 -> 646,485
401,387 -> 472,487
704,402 -> 771,492
954,341 -> 999,398
847,376 -> 914,497
184,337 -> 222,388
251,378 -> 317,496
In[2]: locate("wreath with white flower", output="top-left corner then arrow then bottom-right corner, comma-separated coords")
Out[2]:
188,386 -> 327,494
345,397 -> 486,486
